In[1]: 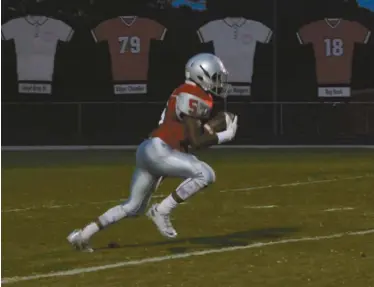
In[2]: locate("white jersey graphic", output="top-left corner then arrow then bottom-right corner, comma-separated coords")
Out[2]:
197,18 -> 272,84
2,16 -> 74,82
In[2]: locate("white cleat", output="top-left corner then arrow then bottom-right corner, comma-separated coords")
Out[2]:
67,229 -> 94,252
147,204 -> 177,239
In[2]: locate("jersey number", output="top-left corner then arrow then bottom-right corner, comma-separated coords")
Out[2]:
118,36 -> 141,54
188,99 -> 198,115
158,98 -> 199,125
324,38 -> 343,57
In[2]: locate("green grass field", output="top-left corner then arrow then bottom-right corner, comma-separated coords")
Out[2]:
2,149 -> 374,287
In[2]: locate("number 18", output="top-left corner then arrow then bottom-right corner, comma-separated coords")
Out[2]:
324,38 -> 344,57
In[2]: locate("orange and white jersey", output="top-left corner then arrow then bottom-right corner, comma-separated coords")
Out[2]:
151,81 -> 213,151
175,82 -> 213,120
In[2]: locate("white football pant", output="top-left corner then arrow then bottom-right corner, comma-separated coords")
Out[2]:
98,137 -> 215,227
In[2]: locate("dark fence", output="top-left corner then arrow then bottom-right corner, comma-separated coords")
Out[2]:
3,102 -> 374,146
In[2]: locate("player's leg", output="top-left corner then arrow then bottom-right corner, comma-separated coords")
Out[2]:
68,168 -> 160,251
141,139 -> 216,192
67,140 -> 165,251
97,168 -> 160,223
67,140 -> 168,251
98,174 -> 164,222
156,159 -> 215,213
143,139 -> 216,238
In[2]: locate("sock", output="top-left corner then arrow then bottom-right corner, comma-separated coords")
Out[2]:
157,194 -> 178,215
81,222 -> 100,241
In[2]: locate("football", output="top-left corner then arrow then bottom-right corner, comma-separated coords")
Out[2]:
203,111 -> 236,134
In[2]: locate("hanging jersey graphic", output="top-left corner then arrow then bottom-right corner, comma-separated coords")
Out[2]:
92,16 -> 167,95
197,18 -> 272,95
2,16 -> 73,86
297,19 -> 371,97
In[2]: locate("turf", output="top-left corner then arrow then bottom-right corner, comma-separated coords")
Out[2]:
2,149 -> 374,286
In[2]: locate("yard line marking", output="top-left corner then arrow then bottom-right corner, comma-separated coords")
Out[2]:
244,205 -> 278,209
3,175 -> 373,213
323,207 -> 355,212
2,228 -> 374,285
2,202 -> 116,213
219,175 -> 372,193
2,195 -> 166,213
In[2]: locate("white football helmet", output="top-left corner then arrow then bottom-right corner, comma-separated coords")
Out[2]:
185,53 -> 230,97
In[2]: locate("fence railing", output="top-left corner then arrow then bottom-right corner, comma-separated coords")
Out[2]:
2,102 -> 374,145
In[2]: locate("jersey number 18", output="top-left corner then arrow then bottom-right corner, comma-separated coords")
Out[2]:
324,38 -> 344,57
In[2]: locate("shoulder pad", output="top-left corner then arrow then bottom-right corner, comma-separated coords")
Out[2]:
175,92 -> 212,120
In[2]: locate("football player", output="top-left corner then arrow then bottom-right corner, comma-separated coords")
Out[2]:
67,53 -> 238,251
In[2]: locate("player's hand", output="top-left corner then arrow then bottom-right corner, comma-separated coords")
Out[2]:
224,112 -> 234,128
226,115 -> 238,139
217,115 -> 238,144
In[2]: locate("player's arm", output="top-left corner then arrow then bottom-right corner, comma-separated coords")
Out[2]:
184,113 -> 238,150
183,116 -> 218,150
176,92 -> 218,150
177,93 -> 237,150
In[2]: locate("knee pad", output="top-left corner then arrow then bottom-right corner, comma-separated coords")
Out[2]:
175,162 -> 216,200
199,162 -> 216,185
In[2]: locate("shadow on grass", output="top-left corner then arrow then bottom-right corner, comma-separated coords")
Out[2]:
97,227 -> 300,254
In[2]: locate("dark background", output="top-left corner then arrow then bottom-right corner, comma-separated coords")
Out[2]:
2,0 -> 374,145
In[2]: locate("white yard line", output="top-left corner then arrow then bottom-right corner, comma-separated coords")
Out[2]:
244,205 -> 278,209
2,195 -> 166,213
220,175 -> 371,193
2,228 -> 374,284
3,175 -> 372,213
323,207 -> 355,212
2,202 -> 115,213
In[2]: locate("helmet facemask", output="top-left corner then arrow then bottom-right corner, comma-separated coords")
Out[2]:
209,71 -> 231,98
198,65 -> 231,98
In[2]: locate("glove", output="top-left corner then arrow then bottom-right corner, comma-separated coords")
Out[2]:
217,115 -> 238,144
224,112 -> 233,128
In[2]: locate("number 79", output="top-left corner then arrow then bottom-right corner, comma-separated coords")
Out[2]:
118,36 -> 141,54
